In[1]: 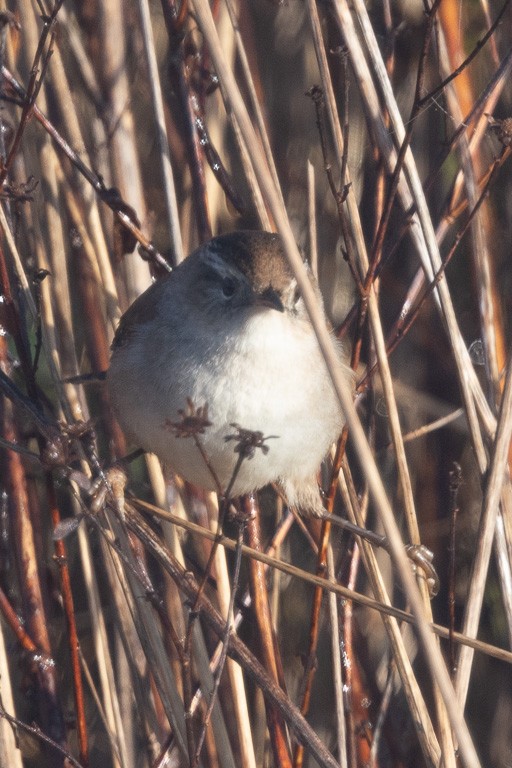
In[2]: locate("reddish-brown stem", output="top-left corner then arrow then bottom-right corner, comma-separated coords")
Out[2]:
174,0 -> 189,31
417,0 -> 510,110
294,517 -> 328,768
0,338 -> 67,759
244,494 -> 292,768
48,475 -> 89,766
0,581 -> 38,653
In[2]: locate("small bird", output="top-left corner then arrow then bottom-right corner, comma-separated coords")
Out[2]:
107,231 -> 348,514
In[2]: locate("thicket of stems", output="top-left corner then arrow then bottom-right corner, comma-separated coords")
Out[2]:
0,1 -> 511,767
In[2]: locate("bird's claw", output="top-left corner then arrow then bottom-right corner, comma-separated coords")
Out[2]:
70,463 -> 128,520
405,544 -> 440,598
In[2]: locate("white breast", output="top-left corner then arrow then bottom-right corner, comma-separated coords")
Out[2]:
109,308 -> 344,497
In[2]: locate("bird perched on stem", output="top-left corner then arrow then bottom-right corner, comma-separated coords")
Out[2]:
108,230 -> 349,514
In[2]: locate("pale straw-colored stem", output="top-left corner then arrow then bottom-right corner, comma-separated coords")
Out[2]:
455,350 -> 512,705
137,0 -> 184,264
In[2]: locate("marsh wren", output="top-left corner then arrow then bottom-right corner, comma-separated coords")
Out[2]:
107,231 -> 348,514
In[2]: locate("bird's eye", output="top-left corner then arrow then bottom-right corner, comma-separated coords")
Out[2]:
222,277 -> 237,298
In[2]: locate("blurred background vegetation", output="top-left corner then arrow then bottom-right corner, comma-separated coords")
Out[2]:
1,0 -> 512,766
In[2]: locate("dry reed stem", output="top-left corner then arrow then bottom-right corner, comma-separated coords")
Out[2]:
111,517 -> 190,760
338,461 -> 441,765
455,350 -> 512,705
135,496 -> 512,666
75,518 -> 129,768
326,543 -> 348,768
435,6 -> 512,708
137,0 -> 184,265
336,1 -> 489,469
223,0 -> 284,211
125,502 -> 341,768
204,493 -> 257,768
189,622 -> 238,768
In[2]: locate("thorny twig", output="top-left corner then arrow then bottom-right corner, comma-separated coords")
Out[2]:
357,148 -> 504,394
0,66 -> 173,272
161,0 -> 212,241
0,1 -> 64,185
0,699 -> 85,768
417,0 -> 510,110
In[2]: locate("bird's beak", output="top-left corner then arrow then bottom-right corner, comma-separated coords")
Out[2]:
255,286 -> 285,312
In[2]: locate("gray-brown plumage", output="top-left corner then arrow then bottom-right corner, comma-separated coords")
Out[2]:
108,231 -> 348,514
